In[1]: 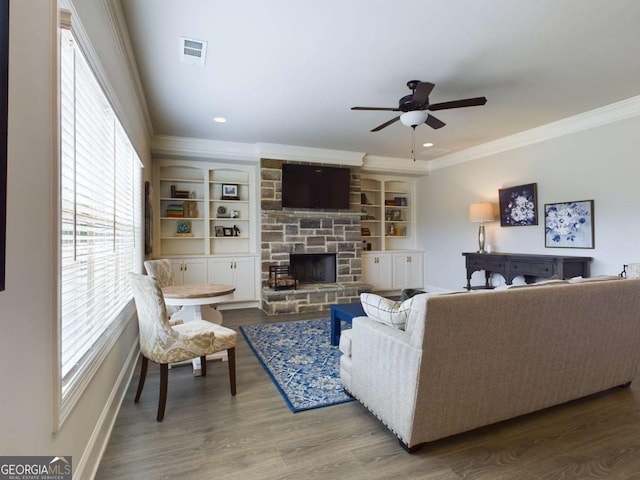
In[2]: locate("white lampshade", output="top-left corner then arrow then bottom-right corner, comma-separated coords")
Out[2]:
400,110 -> 429,127
469,202 -> 494,223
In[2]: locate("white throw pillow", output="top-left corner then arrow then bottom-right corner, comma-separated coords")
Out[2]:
627,264 -> 640,279
360,292 -> 412,330
568,275 -> 620,283
505,279 -> 569,289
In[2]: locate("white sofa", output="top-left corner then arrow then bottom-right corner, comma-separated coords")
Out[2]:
339,277 -> 640,451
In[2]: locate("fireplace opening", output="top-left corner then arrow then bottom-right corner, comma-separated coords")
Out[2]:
290,253 -> 336,284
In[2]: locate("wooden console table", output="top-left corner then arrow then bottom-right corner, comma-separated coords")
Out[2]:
462,252 -> 592,290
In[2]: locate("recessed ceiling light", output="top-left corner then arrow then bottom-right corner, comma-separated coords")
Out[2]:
213,117 -> 227,123
422,142 -> 434,148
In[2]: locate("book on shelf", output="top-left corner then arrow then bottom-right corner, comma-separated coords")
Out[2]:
170,185 -> 191,198
166,204 -> 185,217
175,232 -> 194,237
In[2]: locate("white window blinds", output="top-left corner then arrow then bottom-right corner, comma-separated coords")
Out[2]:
59,28 -> 141,400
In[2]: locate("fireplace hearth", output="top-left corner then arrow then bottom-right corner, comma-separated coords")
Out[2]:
290,253 -> 336,284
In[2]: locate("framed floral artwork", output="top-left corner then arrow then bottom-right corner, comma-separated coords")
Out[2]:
544,200 -> 594,248
498,183 -> 538,226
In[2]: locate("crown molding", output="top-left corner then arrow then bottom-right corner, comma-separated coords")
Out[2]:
151,135 -> 259,162
151,137 -> 366,165
362,155 -> 429,176
102,0 -> 154,139
256,143 -> 365,166
429,95 -> 640,171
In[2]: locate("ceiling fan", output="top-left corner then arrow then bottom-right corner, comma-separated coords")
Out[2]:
351,80 -> 487,132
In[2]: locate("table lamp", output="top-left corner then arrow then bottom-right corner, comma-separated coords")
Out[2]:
469,202 -> 495,253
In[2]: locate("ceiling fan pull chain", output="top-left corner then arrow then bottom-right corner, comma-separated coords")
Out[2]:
411,126 -> 416,161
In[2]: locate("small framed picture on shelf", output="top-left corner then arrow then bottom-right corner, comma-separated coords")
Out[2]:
394,197 -> 407,206
361,227 -> 371,236
214,226 -> 224,237
221,183 -> 239,200
223,227 -> 234,237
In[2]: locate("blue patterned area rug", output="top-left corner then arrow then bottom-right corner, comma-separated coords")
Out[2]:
240,318 -> 353,413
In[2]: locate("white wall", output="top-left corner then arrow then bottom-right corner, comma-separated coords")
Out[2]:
0,1 -> 150,479
416,115 -> 640,291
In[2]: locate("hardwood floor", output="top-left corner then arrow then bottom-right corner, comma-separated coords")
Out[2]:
95,307 -> 640,479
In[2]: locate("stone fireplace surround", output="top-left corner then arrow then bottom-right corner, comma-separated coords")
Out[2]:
260,159 -> 371,314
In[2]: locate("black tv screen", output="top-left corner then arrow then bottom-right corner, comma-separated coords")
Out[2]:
281,164 -> 351,210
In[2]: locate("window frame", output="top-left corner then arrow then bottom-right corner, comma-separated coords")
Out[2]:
55,11 -> 143,430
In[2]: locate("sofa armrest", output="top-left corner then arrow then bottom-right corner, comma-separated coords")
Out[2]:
347,316 -> 422,443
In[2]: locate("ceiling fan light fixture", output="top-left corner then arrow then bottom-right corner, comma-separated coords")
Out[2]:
423,142 -> 434,148
400,110 -> 428,127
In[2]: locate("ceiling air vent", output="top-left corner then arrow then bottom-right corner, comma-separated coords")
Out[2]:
180,37 -> 208,66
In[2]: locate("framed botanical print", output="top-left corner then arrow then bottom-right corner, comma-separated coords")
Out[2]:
498,183 -> 538,227
544,200 -> 594,249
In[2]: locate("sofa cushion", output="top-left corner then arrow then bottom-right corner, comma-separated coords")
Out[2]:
360,293 -> 412,330
339,328 -> 353,357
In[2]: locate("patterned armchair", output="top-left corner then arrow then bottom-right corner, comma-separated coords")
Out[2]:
128,272 -> 237,421
144,259 -> 180,317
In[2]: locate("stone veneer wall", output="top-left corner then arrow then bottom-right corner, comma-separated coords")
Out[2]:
260,159 -> 371,314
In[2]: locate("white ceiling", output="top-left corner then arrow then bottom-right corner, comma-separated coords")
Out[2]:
119,0 -> 640,161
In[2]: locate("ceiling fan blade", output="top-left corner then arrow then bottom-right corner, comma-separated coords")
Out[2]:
411,81 -> 435,107
425,114 -> 446,129
371,116 -> 400,132
351,106 -> 400,111
427,97 -> 487,111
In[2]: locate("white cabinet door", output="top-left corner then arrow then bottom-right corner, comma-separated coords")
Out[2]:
361,252 -> 393,291
182,259 -> 207,284
208,256 -> 257,302
392,252 -> 424,290
170,258 -> 207,285
207,257 -> 235,285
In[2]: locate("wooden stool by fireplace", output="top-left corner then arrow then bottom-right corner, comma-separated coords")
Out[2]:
268,265 -> 297,291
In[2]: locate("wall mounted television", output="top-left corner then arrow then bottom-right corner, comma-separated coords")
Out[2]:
281,163 -> 351,210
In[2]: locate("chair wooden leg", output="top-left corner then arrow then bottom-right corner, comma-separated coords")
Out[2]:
134,355 -> 148,403
157,363 -> 169,422
200,355 -> 207,377
228,347 -> 236,396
